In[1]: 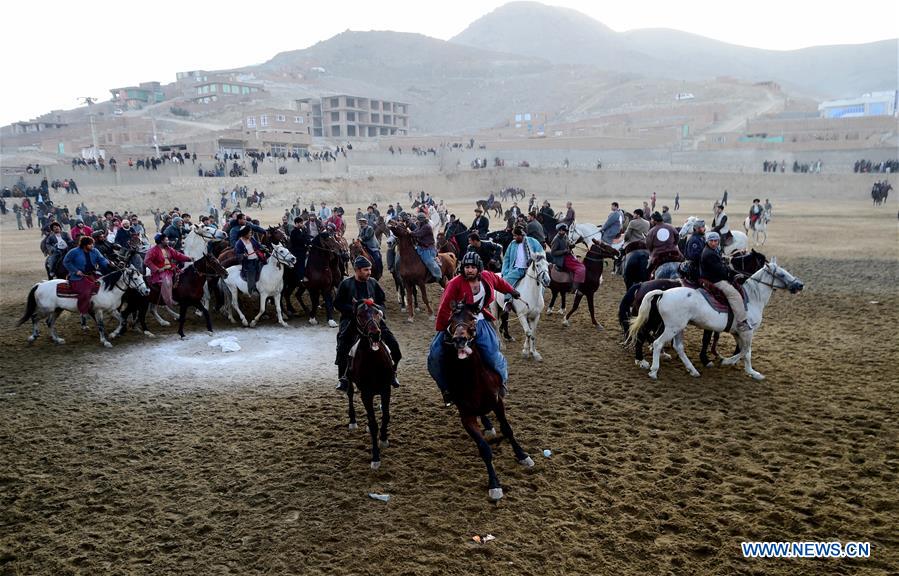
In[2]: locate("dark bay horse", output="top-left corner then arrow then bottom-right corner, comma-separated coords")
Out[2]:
388,222 -> 436,322
349,239 -> 381,280
475,200 -> 503,218
546,239 -> 618,329
445,303 -> 534,501
145,253 -> 227,338
621,249 -> 768,367
346,300 -> 395,469
295,233 -> 342,326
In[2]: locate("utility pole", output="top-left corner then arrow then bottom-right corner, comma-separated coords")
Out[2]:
78,97 -> 99,158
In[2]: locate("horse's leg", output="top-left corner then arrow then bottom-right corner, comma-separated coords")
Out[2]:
230,287 -> 249,327
563,293 -> 583,327
499,309 -> 513,341
109,309 -> 126,339
197,301 -> 213,335
151,303 -> 171,327
404,281 -> 414,322
178,302 -> 189,338
362,392 -> 382,469
634,327 -> 649,369
323,291 -> 337,328
420,282 -> 434,319
96,310 -> 112,348
700,330 -> 714,367
721,332 -> 748,366
461,415 -> 502,500
672,332 -> 700,377
741,337 -> 764,381
165,304 -> 180,321
480,415 -> 496,439
308,290 -> 319,325
586,293 -> 602,329
137,298 -> 153,337
559,291 -> 566,315
48,310 -> 64,344
530,314 -> 543,362
493,400 -> 533,467
273,291 -> 288,327
28,309 -> 41,343
548,289 -> 558,312
379,388 -> 391,448
250,292 -> 267,327
649,327 -> 677,379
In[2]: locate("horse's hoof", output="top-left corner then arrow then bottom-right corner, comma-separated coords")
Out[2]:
27,335 -> 37,343
637,360 -> 650,370
704,361 -> 714,368
533,353 -> 543,362
405,318 -> 414,324
241,321 -> 249,327
348,423 -> 358,431
308,318 -> 318,326
428,315 -> 435,321
689,369 -> 701,377
328,319 -> 338,328
279,322 -> 289,328
379,440 -> 389,449
648,371 -> 658,380
102,340 -> 113,348
661,352 -> 672,361
488,488 -> 504,501
562,319 -> 570,327
54,338 -> 65,345
521,351 -> 529,358
370,461 -> 381,471
144,331 -> 155,338
159,320 -> 170,327
250,320 -> 258,327
750,372 -> 766,381
558,308 -> 566,316
595,323 -> 604,331
194,310 -> 203,317
518,456 -> 535,468
484,428 -> 497,439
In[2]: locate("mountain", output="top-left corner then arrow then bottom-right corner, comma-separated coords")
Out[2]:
451,1 -> 899,98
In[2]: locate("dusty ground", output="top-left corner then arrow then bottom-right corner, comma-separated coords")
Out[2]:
1,169 -> 897,575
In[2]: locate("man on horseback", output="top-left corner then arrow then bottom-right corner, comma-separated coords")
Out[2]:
623,208 -> 649,243
549,223 -> 585,293
681,219 -> 706,284
335,256 -> 401,393
700,232 -> 751,333
471,208 -> 490,236
42,221 -> 72,279
234,225 -> 267,297
428,251 -> 520,406
749,198 -> 764,230
600,202 -> 623,244
501,226 -> 545,299
646,212 -> 683,277
525,211 -> 545,245
711,202 -> 732,246
145,233 -> 192,307
412,213 -> 443,282
357,216 -> 383,278
466,232 -> 503,273
62,235 -> 111,322
444,214 -> 468,253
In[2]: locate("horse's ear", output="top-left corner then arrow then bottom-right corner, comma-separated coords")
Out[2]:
770,256 -> 777,266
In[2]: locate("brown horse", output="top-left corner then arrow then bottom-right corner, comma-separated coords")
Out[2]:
444,302 -> 534,500
146,254 -> 227,338
349,239 -> 381,280
545,239 -> 619,329
476,200 -> 503,218
389,222 -> 456,322
295,233 -> 343,326
346,300 -> 395,469
435,232 -> 458,258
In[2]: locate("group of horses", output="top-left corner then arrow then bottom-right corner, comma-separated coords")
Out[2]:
871,181 -> 892,206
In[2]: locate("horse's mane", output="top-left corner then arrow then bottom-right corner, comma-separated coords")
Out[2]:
102,270 -> 123,290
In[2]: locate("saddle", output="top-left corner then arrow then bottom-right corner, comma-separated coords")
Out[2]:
549,264 -> 571,284
697,278 -> 748,312
56,278 -> 100,298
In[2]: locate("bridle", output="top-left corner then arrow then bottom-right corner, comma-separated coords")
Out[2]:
355,304 -> 384,339
748,265 -> 790,290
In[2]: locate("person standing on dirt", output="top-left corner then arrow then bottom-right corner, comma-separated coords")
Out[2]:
674,192 -> 680,211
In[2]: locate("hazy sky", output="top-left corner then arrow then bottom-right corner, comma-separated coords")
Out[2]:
1,0 -> 896,127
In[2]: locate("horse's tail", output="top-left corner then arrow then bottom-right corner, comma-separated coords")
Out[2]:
17,284 -> 39,326
619,283 -> 641,333
625,289 -> 664,346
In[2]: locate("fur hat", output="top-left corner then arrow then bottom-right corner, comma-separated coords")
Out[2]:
353,256 -> 372,269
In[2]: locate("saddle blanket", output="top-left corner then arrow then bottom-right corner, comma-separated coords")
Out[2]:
697,279 -> 747,313
56,280 -> 100,298
549,264 -> 571,284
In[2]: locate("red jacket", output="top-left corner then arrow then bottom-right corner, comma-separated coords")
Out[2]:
435,271 -> 516,331
144,244 -> 191,284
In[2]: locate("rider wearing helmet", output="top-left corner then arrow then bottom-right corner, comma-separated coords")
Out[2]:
427,251 -> 521,406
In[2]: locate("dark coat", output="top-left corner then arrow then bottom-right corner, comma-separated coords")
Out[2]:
700,246 -> 730,284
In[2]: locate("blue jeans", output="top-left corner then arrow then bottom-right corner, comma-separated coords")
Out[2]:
368,248 -> 383,278
416,246 -> 443,280
427,319 -> 508,392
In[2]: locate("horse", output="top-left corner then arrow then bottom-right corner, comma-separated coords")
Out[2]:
385,232 -> 415,310
627,259 -> 803,380
548,240 -> 618,329
349,239 -> 381,280
295,233 -> 342,327
221,244 -> 296,327
743,211 -> 770,246
345,300 -> 395,470
871,181 -> 892,205
140,253 -> 227,338
444,302 -> 534,500
620,250 -> 769,368
18,267 -> 149,348
389,222 -> 437,322
476,200 -> 503,218
217,226 -> 286,268
498,252 -> 550,361
373,216 -> 390,244
680,216 -> 748,257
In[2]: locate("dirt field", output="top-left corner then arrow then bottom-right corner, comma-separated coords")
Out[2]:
1,169 -> 897,575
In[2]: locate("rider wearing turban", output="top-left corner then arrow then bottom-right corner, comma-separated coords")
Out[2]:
334,255 -> 401,393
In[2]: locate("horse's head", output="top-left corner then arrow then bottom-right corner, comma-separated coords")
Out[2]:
354,299 -> 384,349
530,253 -> 551,287
194,223 -> 224,240
447,301 -> 479,359
271,243 -> 297,267
200,253 -> 228,277
267,226 -> 287,245
123,266 -> 150,296
591,238 -> 620,259
758,258 -> 804,293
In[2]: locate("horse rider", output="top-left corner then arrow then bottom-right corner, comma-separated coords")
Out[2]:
549,223 -> 586,293
411,213 -> 443,282
623,208 -> 649,243
711,202 -> 732,245
700,232 -> 751,333
42,221 -> 72,278
471,207 -> 490,236
525,211 -> 545,246
228,212 -> 265,247
334,256 -> 402,393
70,218 -> 93,243
163,216 -> 187,251
466,232 -> 503,272
90,229 -> 117,261
501,225 -> 545,300
508,202 -> 521,221
600,202 -> 623,244
145,233 -> 191,307
749,198 -> 764,229
764,198 -> 773,216
63,235 -> 111,322
427,251 -> 521,406
681,219 -> 706,284
645,211 -> 683,277
114,218 -> 133,247
443,213 -> 468,253
234,225 -> 267,296
289,216 -> 309,283
539,201 -> 555,223
528,193 -> 538,213
562,202 -> 576,227
486,191 -> 495,208
357,216 -> 383,278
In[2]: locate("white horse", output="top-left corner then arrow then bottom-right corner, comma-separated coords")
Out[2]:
743,210 -> 770,246
18,267 -> 149,348
505,252 -> 551,361
222,244 -> 296,327
568,222 -> 602,248
680,216 -> 749,256
628,259 -> 803,380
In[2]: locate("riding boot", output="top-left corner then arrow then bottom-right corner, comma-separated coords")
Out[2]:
336,357 -> 350,393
